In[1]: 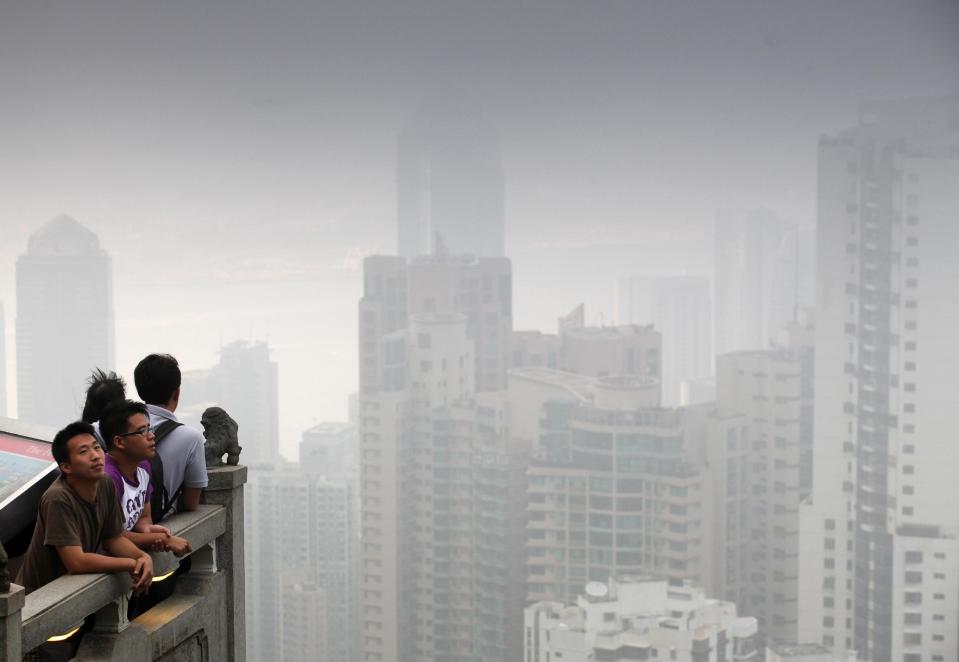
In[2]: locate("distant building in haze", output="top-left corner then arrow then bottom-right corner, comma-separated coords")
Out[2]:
397,88 -> 505,259
16,215 -> 114,426
183,340 -> 279,466
617,275 -> 712,406
714,210 -> 803,359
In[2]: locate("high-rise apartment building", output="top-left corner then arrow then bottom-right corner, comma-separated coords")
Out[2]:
714,318 -> 814,644
397,89 -> 504,259
359,252 -> 524,662
520,368 -> 738,605
524,576 -> 759,662
361,311 -> 473,661
278,469 -> 357,662
714,210 -> 798,358
798,98 -> 959,662
249,458 -> 358,662
16,215 -> 114,425
617,276 -> 712,406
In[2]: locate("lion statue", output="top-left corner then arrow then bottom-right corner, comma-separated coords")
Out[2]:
201,406 -> 242,467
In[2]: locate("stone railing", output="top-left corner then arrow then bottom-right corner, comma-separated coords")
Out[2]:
0,465 -> 246,662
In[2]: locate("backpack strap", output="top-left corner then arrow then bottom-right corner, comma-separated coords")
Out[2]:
150,420 -> 184,522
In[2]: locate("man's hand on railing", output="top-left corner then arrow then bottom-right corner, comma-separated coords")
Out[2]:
130,554 -> 153,595
164,535 -> 193,558
146,524 -> 172,536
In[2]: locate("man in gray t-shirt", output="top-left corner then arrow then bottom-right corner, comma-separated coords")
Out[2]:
134,354 -> 208,514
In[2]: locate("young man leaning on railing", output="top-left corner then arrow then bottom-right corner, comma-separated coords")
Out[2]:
16,421 -> 154,662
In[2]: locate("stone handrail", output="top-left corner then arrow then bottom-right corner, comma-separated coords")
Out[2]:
21,504 -> 226,651
0,464 -> 246,662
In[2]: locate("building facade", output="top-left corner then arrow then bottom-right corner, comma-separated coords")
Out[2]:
714,318 -> 814,644
520,369 -> 734,606
798,98 -> 959,662
359,304 -> 524,662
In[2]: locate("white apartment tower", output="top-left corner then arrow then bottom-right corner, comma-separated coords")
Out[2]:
714,319 -> 815,644
359,252 -> 522,662
798,98 -> 959,662
16,215 -> 114,425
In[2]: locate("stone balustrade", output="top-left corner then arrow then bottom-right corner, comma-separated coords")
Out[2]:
0,464 -> 246,662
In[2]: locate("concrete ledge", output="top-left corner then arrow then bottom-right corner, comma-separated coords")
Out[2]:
21,505 -> 226,652
0,586 -> 24,618
206,465 -> 247,491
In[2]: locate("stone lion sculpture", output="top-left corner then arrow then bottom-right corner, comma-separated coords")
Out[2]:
201,406 -> 242,467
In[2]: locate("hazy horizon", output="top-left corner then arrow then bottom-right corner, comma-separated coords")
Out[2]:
2,0 -> 957,455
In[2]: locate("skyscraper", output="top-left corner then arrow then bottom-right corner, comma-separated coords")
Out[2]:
16,215 -> 114,426
359,252 -> 521,662
714,210 -> 796,358
798,98 -> 959,662
617,275 -> 713,406
397,88 -> 505,259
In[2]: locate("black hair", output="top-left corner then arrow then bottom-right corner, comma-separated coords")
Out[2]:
81,368 -> 126,423
134,353 -> 181,406
51,421 -> 97,466
99,400 -> 150,451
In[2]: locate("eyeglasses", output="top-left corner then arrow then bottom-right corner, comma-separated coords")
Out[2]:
118,425 -> 155,438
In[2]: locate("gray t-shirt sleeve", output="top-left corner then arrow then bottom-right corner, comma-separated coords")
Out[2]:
183,429 -> 209,488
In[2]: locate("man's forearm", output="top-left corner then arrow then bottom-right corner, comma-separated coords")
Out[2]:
66,552 -> 135,574
104,534 -> 151,561
123,530 -> 168,551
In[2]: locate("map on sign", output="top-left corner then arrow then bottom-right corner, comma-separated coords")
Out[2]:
0,433 -> 55,506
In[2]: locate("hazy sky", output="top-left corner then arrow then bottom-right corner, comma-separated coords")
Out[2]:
1,0 -> 957,454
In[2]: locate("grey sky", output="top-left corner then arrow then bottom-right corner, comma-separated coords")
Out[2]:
1,0 -> 957,452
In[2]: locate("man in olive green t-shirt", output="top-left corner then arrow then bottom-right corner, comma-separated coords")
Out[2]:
16,421 -> 154,660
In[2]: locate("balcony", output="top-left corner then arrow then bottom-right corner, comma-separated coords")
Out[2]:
1,465 -> 247,661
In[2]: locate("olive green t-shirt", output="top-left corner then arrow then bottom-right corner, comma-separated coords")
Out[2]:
15,475 -> 124,594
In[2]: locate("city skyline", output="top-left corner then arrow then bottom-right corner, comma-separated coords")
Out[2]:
2,0 -> 958,452
1,3 -> 958,661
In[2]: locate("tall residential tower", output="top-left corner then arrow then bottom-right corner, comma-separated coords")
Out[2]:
798,98 -> 959,662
